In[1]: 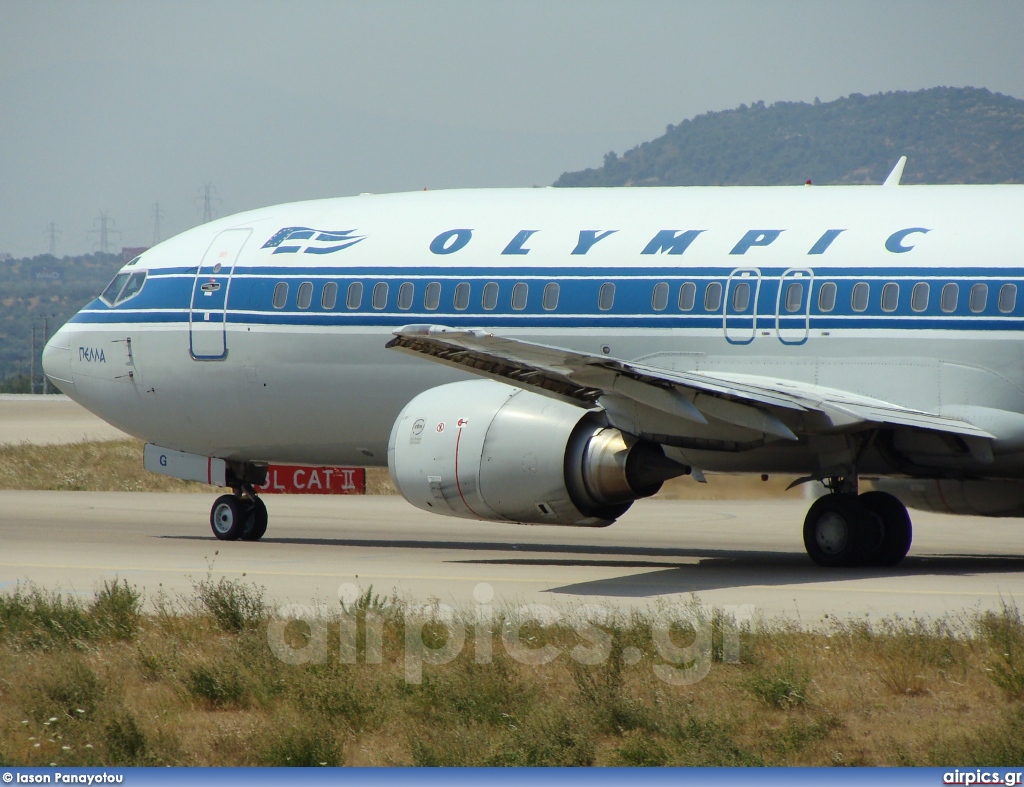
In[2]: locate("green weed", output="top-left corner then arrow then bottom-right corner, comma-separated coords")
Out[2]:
666,714 -> 765,766
488,707 -> 596,766
409,725 -> 491,766
0,586 -> 92,647
91,580 -> 142,641
978,602 -> 1024,700
193,576 -> 267,632
104,711 -> 148,764
615,735 -> 669,766
294,664 -> 382,732
187,664 -> 249,709
30,658 -> 102,723
258,720 -> 343,767
417,656 -> 525,727
746,660 -> 810,708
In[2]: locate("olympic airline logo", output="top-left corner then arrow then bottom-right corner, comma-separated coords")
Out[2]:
262,227 -> 366,255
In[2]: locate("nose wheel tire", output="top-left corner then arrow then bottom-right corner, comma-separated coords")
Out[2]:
240,497 -> 269,541
211,495 -> 247,541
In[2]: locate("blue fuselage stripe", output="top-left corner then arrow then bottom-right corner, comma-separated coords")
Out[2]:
69,265 -> 1024,331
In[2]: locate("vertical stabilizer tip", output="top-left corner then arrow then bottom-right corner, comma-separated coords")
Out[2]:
883,156 -> 907,187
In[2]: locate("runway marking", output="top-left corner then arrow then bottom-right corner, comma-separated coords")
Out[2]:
0,561 -> 1020,598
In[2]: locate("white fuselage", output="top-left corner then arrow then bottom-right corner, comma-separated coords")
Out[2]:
43,185 -> 1024,478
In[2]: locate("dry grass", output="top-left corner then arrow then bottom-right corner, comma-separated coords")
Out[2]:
365,467 -> 397,496
0,440 -> 207,492
1,440 -> 809,499
1,581 -> 1023,767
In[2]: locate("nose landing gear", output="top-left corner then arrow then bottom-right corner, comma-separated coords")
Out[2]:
210,486 -> 268,542
802,481 -> 912,567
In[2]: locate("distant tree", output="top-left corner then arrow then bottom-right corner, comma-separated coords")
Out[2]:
0,252 -> 121,382
0,374 -> 32,394
554,87 -> 1024,188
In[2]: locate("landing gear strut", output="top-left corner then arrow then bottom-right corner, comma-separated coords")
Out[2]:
802,476 -> 912,567
210,484 -> 268,542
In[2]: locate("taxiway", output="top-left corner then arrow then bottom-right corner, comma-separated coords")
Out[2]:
1,490 -> 1020,623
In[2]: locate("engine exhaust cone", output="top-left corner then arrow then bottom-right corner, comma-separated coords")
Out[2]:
625,443 -> 691,498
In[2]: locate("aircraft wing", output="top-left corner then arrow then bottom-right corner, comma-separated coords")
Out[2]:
386,325 -> 993,441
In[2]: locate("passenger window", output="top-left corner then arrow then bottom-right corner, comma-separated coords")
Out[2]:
784,281 -> 804,313
911,282 -> 929,312
851,282 -> 869,312
652,282 -> 669,311
880,282 -> 899,313
704,281 -> 723,312
817,282 -> 836,312
511,282 -> 528,311
296,281 -> 313,309
732,282 -> 750,311
424,282 -> 441,310
398,282 -> 414,310
678,282 -> 696,311
101,272 -> 131,306
454,282 -> 471,311
272,282 -> 289,309
970,283 -> 988,313
482,282 -> 499,311
321,282 -> 338,310
598,282 -> 615,311
372,282 -> 388,310
998,283 -> 1017,313
542,282 -> 559,311
117,271 -> 147,304
346,281 -> 363,309
940,283 -> 958,313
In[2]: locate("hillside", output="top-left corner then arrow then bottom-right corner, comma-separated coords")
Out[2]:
4,87 -> 1022,390
0,253 -> 121,390
555,87 -> 1024,187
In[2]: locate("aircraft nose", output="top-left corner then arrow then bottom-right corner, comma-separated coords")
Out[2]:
42,325 -> 75,393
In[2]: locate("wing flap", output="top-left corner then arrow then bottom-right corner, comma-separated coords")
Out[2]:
387,325 -> 994,441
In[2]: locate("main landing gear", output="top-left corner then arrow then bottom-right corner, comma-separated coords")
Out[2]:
802,478 -> 912,567
210,486 -> 268,542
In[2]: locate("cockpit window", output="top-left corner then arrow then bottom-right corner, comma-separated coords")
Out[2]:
118,271 -> 147,302
100,273 -> 131,305
100,270 -> 148,306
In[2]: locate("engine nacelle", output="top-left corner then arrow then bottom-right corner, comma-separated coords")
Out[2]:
388,380 -> 688,526
874,478 -> 1024,517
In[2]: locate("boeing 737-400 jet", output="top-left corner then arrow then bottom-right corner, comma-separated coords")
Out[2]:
42,159 -> 1024,567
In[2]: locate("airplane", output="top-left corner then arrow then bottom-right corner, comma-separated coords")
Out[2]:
41,158 -> 1024,568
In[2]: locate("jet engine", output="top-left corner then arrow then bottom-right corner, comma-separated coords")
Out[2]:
874,478 -> 1024,517
388,380 -> 689,526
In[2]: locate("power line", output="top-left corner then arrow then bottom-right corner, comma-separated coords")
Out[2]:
153,202 -> 164,245
203,184 -> 213,223
197,183 -> 222,224
91,211 -> 122,254
45,221 -> 60,256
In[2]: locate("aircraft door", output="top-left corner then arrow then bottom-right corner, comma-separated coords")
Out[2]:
724,268 -> 760,344
775,268 -> 813,345
189,229 -> 252,361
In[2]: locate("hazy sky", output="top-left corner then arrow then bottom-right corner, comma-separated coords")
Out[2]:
2,0 -> 1022,257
